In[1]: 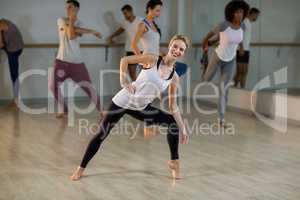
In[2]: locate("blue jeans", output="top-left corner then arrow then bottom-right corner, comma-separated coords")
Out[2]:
203,51 -> 236,120
5,49 -> 23,98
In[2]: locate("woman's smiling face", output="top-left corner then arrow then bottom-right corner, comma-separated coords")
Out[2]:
167,39 -> 187,59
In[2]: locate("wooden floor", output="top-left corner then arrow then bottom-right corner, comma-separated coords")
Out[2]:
0,102 -> 300,200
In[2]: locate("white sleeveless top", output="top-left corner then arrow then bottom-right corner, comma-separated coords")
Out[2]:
140,19 -> 160,56
112,57 -> 175,110
214,21 -> 245,62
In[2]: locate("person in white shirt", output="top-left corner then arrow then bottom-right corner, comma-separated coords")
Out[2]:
49,0 -> 103,118
70,35 -> 190,181
202,0 -> 250,127
106,5 -> 143,81
234,7 -> 260,88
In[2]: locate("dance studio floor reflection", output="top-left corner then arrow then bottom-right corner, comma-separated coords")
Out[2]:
0,101 -> 300,200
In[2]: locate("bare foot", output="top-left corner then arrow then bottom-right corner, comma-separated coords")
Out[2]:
218,119 -> 229,129
70,166 -> 85,181
5,101 -> 18,110
144,126 -> 158,139
56,113 -> 67,119
167,160 -> 181,180
98,111 -> 105,123
101,111 -> 105,119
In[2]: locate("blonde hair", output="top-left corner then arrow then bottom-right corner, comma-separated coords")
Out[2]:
169,35 -> 191,49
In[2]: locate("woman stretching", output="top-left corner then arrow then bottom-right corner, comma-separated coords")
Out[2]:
202,1 -> 249,127
70,35 -> 190,181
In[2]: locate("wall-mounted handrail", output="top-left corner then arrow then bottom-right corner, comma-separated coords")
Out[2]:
23,42 -> 300,48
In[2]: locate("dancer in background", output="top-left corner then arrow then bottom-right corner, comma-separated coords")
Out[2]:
0,18 -> 24,108
106,4 -> 143,81
202,0 -> 249,127
131,0 -> 163,138
70,35 -> 190,181
234,7 -> 260,89
49,0 -> 103,118
131,0 -> 162,57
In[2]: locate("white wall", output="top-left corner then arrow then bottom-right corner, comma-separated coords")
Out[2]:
0,0 -> 299,100
0,0 -> 177,99
0,0 -> 177,43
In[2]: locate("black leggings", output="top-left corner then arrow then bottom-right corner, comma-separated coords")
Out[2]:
80,102 -> 179,168
6,49 -> 22,98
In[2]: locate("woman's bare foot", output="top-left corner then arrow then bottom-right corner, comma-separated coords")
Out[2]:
167,160 -> 181,180
98,111 -> 105,123
70,166 -> 85,181
144,126 -> 158,139
100,111 -> 105,119
56,113 -> 67,119
6,100 -> 18,110
218,119 -> 229,129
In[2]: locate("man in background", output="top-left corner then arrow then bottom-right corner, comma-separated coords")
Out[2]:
106,4 -> 143,81
234,7 -> 260,89
49,0 -> 103,118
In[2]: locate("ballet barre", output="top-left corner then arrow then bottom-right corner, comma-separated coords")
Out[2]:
22,42 -> 300,62
23,42 -> 300,48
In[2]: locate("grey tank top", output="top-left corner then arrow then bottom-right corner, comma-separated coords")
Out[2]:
140,19 -> 160,56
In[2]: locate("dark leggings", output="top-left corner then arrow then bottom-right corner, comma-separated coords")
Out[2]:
6,49 -> 23,98
80,102 -> 179,168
